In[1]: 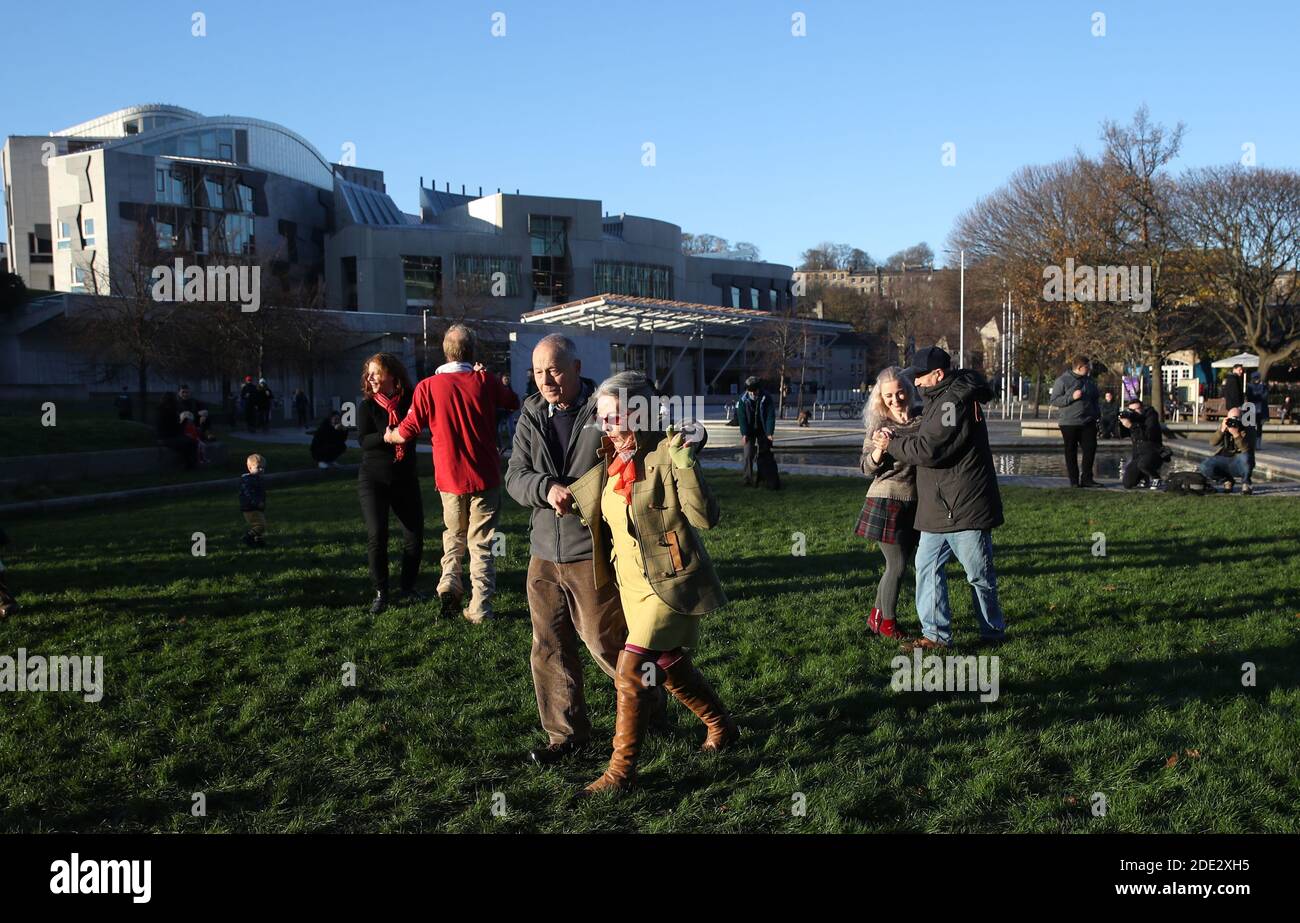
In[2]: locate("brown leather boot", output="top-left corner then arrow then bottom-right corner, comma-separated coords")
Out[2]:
663,652 -> 738,752
583,651 -> 657,795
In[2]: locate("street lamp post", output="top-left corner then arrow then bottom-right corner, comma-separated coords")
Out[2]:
943,248 -> 966,367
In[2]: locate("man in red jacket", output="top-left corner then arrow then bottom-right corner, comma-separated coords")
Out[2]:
386,324 -> 519,622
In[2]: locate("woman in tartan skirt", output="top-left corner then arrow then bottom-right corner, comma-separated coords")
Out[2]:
856,367 -> 921,638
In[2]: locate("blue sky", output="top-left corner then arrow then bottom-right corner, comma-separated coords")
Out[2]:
3,0 -> 1298,267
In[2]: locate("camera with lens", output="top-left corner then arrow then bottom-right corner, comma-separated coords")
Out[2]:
1224,416 -> 1244,431
1118,409 -> 1144,424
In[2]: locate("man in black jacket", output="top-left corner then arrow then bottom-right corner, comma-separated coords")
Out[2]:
875,346 -> 1006,650
1222,362 -> 1246,411
1119,399 -> 1166,489
506,334 -> 631,766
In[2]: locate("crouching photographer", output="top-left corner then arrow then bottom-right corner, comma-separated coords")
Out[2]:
1198,407 -> 1256,495
1119,399 -> 1168,490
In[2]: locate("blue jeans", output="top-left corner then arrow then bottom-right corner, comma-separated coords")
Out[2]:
914,529 -> 1006,645
1198,454 -> 1251,484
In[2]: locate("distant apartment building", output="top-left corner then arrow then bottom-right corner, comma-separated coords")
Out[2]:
793,264 -> 951,298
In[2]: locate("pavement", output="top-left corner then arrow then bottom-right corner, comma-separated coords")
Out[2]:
9,416 -> 1293,516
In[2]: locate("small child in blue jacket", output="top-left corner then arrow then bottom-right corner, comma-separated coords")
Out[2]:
240,454 -> 268,547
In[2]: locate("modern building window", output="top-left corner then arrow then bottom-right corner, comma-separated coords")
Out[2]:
143,128 -> 237,160
236,183 -> 254,213
155,168 -> 191,205
342,256 -> 358,310
157,221 -> 176,250
454,254 -> 520,297
70,265 -> 87,293
83,218 -> 95,248
57,221 -> 75,250
750,288 -> 759,310
221,213 -> 254,255
401,255 -> 442,313
593,261 -> 673,299
730,286 -> 741,309
205,177 -> 226,209
528,214 -> 570,307
29,229 -> 53,262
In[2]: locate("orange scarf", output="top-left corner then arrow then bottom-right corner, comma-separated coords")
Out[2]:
607,452 -> 637,505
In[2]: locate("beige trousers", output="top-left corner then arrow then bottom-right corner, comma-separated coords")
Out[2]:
438,487 -> 501,621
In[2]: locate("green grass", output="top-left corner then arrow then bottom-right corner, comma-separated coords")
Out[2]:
1,427 -> 359,502
0,403 -> 157,458
1,475 -> 1297,832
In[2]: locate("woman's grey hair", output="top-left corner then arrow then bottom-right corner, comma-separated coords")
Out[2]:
596,370 -> 656,405
863,366 -> 918,436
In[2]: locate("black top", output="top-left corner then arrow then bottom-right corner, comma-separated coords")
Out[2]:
356,393 -> 418,482
887,370 -> 1004,534
1129,406 -> 1163,448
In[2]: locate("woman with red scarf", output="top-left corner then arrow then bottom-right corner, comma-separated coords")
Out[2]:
358,353 -> 425,614
567,372 -> 737,795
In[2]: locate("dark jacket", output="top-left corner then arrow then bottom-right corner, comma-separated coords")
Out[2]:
156,397 -> 181,439
1127,406 -> 1163,449
1100,395 -> 1121,421
1222,372 -> 1245,410
568,430 -> 726,616
356,392 -> 417,484
1049,369 -> 1100,426
505,378 -> 606,563
886,369 -> 1004,534
311,417 -> 349,462
737,390 -> 776,439
239,473 -> 266,512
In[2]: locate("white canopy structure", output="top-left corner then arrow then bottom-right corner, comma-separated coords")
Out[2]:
1211,352 -> 1259,368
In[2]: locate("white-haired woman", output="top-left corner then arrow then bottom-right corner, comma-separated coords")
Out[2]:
567,371 -> 737,795
855,367 -> 921,638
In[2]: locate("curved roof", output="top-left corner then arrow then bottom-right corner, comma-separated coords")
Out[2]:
106,115 -> 336,189
53,104 -> 203,137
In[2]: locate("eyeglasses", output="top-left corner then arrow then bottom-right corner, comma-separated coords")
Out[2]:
599,413 -> 625,427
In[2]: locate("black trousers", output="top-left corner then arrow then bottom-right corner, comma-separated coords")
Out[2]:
1122,446 -> 1164,489
358,470 -> 424,595
1059,424 -> 1097,485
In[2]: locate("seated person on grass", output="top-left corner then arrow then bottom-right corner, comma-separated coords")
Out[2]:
311,412 -> 349,468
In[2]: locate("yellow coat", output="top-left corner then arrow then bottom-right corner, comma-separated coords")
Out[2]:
568,431 -> 727,617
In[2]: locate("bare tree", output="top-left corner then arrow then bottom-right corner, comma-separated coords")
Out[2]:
74,218 -> 185,415
884,242 -> 935,270
1176,165 -> 1300,379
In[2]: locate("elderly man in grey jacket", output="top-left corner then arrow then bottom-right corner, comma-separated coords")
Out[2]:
505,334 -> 639,766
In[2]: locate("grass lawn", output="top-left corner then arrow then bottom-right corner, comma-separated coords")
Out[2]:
1,474 -> 1297,832
1,427 -> 359,502
0,403 -> 157,458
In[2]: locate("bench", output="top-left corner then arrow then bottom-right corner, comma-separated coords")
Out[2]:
1201,398 -> 1228,421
